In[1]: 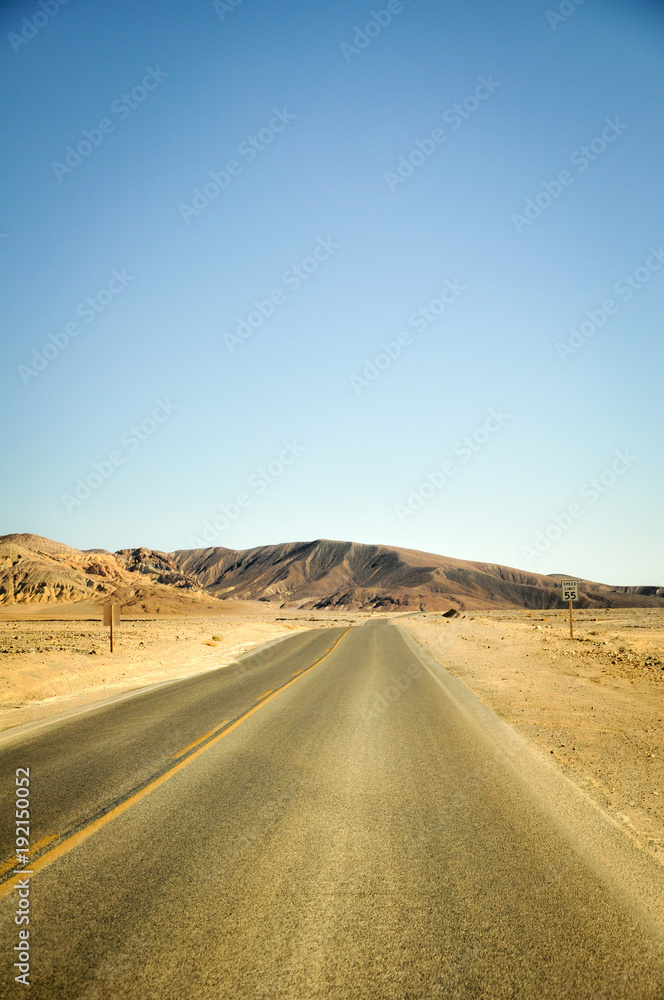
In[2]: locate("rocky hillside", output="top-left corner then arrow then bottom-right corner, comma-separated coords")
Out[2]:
172,539 -> 664,612
0,534 -> 214,613
1,534 -> 662,612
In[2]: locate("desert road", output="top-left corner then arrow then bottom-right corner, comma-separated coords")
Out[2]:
1,621 -> 664,999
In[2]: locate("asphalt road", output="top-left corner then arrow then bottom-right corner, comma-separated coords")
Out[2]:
1,620 -> 664,999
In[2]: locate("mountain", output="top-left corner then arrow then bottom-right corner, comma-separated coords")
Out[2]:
1,534 -> 662,612
172,539 -> 664,611
0,534 -> 222,614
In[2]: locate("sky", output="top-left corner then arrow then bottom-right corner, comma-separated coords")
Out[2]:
1,0 -> 663,586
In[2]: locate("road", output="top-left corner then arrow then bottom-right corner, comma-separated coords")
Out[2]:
1,620 -> 664,999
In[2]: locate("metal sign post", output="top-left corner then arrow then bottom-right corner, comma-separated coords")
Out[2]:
561,580 -> 579,638
103,604 -> 120,652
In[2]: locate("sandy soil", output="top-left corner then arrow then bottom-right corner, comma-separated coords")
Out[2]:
0,607 -> 361,732
400,608 -> 664,864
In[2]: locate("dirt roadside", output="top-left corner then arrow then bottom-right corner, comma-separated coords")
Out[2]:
0,611 -> 360,732
400,608 -> 664,865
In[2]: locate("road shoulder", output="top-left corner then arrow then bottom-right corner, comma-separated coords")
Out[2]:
398,619 -> 664,942
398,610 -> 664,867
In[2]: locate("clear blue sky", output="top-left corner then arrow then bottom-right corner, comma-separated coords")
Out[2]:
1,0 -> 662,585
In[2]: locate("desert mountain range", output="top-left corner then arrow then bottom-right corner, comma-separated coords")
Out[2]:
0,534 -> 662,614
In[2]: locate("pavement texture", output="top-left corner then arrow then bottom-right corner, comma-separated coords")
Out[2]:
1,620 -> 663,999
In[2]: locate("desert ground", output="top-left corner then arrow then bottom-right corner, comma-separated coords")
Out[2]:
1,602 -> 662,869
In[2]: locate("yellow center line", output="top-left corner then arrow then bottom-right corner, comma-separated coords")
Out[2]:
0,834 -> 58,877
0,628 -> 350,899
171,722 -> 230,759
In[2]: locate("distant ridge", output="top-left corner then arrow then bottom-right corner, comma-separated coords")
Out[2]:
173,538 -> 664,611
1,533 -> 662,612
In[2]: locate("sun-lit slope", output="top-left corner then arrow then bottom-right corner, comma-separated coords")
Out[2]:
0,535 -> 119,604
0,535 -> 223,613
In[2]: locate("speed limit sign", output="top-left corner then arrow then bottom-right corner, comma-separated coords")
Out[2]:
561,580 -> 579,637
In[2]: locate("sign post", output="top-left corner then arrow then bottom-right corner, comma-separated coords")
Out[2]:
103,604 -> 120,652
561,580 -> 579,638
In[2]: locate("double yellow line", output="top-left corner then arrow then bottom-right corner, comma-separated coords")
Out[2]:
0,628 -> 349,900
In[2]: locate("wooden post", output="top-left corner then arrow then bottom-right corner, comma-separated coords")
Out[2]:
103,604 -> 120,652
110,615 -> 114,653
